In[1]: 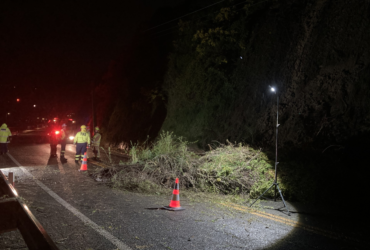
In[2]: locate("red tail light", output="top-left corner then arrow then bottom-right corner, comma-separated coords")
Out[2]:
55,131 -> 60,135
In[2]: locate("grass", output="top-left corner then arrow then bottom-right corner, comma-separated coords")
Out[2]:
93,131 -> 285,201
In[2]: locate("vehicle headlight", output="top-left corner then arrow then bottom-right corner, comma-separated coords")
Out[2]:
69,136 -> 74,140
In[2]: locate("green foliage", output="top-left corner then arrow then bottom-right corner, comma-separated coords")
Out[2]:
108,131 -> 280,197
161,1 -> 258,145
129,143 -> 139,164
97,131 -> 334,203
127,131 -> 193,164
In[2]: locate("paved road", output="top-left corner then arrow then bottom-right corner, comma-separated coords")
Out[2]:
0,130 -> 367,250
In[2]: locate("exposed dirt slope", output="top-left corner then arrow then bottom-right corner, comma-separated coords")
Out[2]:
250,0 -> 370,149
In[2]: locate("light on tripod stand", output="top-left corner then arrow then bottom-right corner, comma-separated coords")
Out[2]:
249,85 -> 290,215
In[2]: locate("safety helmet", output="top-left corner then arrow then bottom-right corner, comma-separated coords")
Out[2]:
81,125 -> 86,129
95,126 -> 99,131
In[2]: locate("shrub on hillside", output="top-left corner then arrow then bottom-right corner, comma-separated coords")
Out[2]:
95,131 -> 287,199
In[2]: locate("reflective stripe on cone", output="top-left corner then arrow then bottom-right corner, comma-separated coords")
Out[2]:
163,178 -> 185,211
79,152 -> 88,171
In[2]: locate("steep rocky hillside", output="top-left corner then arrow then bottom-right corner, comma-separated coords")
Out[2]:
254,0 -> 370,149
162,0 -> 370,152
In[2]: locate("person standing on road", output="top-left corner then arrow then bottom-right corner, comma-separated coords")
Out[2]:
73,125 -> 90,163
0,123 -> 12,155
49,124 -> 60,158
60,124 -> 67,162
92,126 -> 102,161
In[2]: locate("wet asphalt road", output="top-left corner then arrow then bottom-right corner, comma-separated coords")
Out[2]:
0,130 -> 368,250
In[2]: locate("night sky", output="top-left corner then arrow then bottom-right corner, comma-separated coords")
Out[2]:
0,0 -> 182,121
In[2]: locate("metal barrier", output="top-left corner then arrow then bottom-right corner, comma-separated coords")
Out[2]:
0,170 -> 59,250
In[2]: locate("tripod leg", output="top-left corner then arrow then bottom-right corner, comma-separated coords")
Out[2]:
276,183 -> 290,215
249,183 -> 275,207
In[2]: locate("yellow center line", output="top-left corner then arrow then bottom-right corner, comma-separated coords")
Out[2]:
76,158 -> 365,246
221,202 -> 364,244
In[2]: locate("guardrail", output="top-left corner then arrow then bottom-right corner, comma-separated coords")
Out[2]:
0,170 -> 59,250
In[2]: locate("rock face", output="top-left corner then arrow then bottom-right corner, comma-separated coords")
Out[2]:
160,0 -> 370,152
237,0 -> 370,150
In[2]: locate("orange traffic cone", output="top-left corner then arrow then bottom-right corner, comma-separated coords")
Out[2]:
79,152 -> 88,171
163,178 -> 185,211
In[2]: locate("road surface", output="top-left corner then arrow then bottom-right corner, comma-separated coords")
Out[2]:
0,130 -> 367,249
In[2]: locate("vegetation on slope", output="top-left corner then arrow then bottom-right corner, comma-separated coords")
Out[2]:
162,1 -> 256,147
95,130 -> 368,204
92,0 -> 369,204
93,131 -> 314,201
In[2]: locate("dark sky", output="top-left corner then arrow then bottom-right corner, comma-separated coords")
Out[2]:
0,0 -> 182,117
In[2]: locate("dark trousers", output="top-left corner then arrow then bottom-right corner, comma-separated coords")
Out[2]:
60,140 -> 66,158
50,144 -> 57,156
0,143 -> 8,154
75,143 -> 87,160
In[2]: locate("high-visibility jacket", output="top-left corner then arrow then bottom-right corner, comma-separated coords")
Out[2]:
93,132 -> 101,146
73,132 -> 91,144
61,129 -> 66,140
0,124 -> 12,143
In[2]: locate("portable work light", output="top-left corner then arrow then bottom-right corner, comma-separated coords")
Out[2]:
249,86 -> 290,215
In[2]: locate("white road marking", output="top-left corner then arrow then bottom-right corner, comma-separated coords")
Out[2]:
7,153 -> 132,250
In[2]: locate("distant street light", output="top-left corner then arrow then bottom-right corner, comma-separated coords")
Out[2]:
33,105 -> 36,107
5,112 -> 10,122
249,86 -> 290,215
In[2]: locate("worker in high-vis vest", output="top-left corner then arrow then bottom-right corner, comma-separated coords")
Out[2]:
60,124 -> 67,162
92,126 -> 101,161
0,123 -> 12,155
73,125 -> 90,163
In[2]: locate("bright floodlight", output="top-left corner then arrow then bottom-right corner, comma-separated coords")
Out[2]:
33,105 -> 36,107
271,87 -> 276,92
